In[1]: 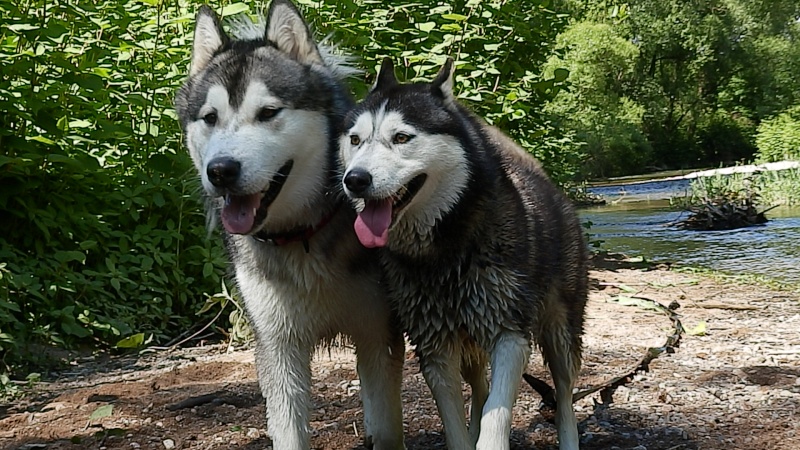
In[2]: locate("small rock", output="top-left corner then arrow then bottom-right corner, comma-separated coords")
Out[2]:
247,428 -> 260,438
163,439 -> 175,449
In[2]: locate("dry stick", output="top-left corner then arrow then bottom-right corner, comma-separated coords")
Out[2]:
149,302 -> 228,351
523,296 -> 685,412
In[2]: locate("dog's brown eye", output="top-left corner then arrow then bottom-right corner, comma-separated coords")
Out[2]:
393,133 -> 412,144
350,135 -> 361,146
257,107 -> 281,122
202,111 -> 217,126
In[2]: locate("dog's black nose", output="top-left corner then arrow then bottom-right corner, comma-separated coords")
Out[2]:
207,157 -> 241,188
344,168 -> 372,194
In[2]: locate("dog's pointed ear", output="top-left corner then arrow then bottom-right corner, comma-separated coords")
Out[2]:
372,57 -> 398,91
431,57 -> 456,105
265,0 -> 322,65
190,6 -> 229,76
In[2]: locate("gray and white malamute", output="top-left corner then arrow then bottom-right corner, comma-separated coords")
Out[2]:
340,58 -> 588,450
175,3 -> 405,449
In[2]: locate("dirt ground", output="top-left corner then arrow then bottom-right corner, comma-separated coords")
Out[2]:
2,255 -> 799,450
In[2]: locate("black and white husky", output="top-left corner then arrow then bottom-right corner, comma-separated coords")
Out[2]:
175,3 -> 405,449
340,58 -> 588,450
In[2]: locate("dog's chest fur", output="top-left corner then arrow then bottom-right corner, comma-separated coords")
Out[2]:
384,250 -> 533,354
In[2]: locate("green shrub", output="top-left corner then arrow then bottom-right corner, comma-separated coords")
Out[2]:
755,106 -> 800,163
0,0 -> 226,366
697,112 -> 757,164
681,169 -> 800,208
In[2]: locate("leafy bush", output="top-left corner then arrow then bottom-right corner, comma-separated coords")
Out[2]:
697,112 -> 757,164
0,0 -> 227,366
682,169 -> 800,209
754,106 -> 800,163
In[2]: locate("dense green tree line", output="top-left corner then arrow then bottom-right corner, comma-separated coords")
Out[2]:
549,0 -> 800,178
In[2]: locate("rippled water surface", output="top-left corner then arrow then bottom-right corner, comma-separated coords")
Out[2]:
583,183 -> 800,283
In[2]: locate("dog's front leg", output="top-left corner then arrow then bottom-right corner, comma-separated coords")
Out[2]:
475,333 -> 530,450
420,346 -> 473,450
355,326 -> 406,450
256,336 -> 313,450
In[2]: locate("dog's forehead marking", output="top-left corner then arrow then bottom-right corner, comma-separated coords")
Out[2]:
200,82 -> 281,123
202,85 -> 230,118
240,81 -> 282,112
377,110 -> 415,137
350,111 -> 374,138
351,102 -> 417,142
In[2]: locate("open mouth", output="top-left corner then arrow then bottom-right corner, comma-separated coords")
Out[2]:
220,160 -> 294,234
353,173 -> 427,248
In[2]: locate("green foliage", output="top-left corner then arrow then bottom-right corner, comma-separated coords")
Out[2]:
681,169 -> 800,208
301,0 -> 575,182
697,111 -> 756,163
754,106 -> 800,163
543,21 -> 651,178
551,0 -> 800,176
0,0 -> 227,367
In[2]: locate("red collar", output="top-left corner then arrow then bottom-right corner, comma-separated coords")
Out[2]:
253,202 -> 341,253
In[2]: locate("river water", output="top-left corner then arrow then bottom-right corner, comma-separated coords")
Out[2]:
582,180 -> 800,284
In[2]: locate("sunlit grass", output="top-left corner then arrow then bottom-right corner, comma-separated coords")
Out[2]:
677,168 -> 800,208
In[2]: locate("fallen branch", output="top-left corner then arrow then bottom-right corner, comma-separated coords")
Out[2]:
523,296 -> 684,413
685,302 -> 761,310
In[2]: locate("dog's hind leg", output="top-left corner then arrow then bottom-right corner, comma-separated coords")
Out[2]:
475,333 -> 529,450
539,299 -> 582,450
461,347 -> 489,444
354,327 -> 406,450
420,345 -> 473,450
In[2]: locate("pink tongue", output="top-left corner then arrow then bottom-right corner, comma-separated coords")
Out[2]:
354,199 -> 393,248
221,194 -> 261,234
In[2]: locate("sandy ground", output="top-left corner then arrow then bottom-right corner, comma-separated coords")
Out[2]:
2,255 -> 799,450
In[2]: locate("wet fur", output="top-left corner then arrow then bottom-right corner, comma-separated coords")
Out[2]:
340,58 -> 587,450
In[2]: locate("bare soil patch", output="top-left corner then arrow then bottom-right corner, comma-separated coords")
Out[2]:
3,257 -> 799,449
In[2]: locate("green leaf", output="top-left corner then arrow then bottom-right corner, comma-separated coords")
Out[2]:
89,404 -> 114,421
221,3 -> 249,16
61,320 -> 91,338
69,119 -> 93,129
28,135 -> 56,145
617,284 -> 637,293
553,68 -> 569,83
417,22 -> 436,33
687,321 -> 707,336
57,116 -> 69,132
203,262 -> 213,278
8,24 -> 38,32
441,13 -> 468,22
115,333 -> 145,349
608,295 -> 661,311
54,251 -> 86,264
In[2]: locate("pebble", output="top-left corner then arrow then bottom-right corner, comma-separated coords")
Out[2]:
163,439 -> 175,449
